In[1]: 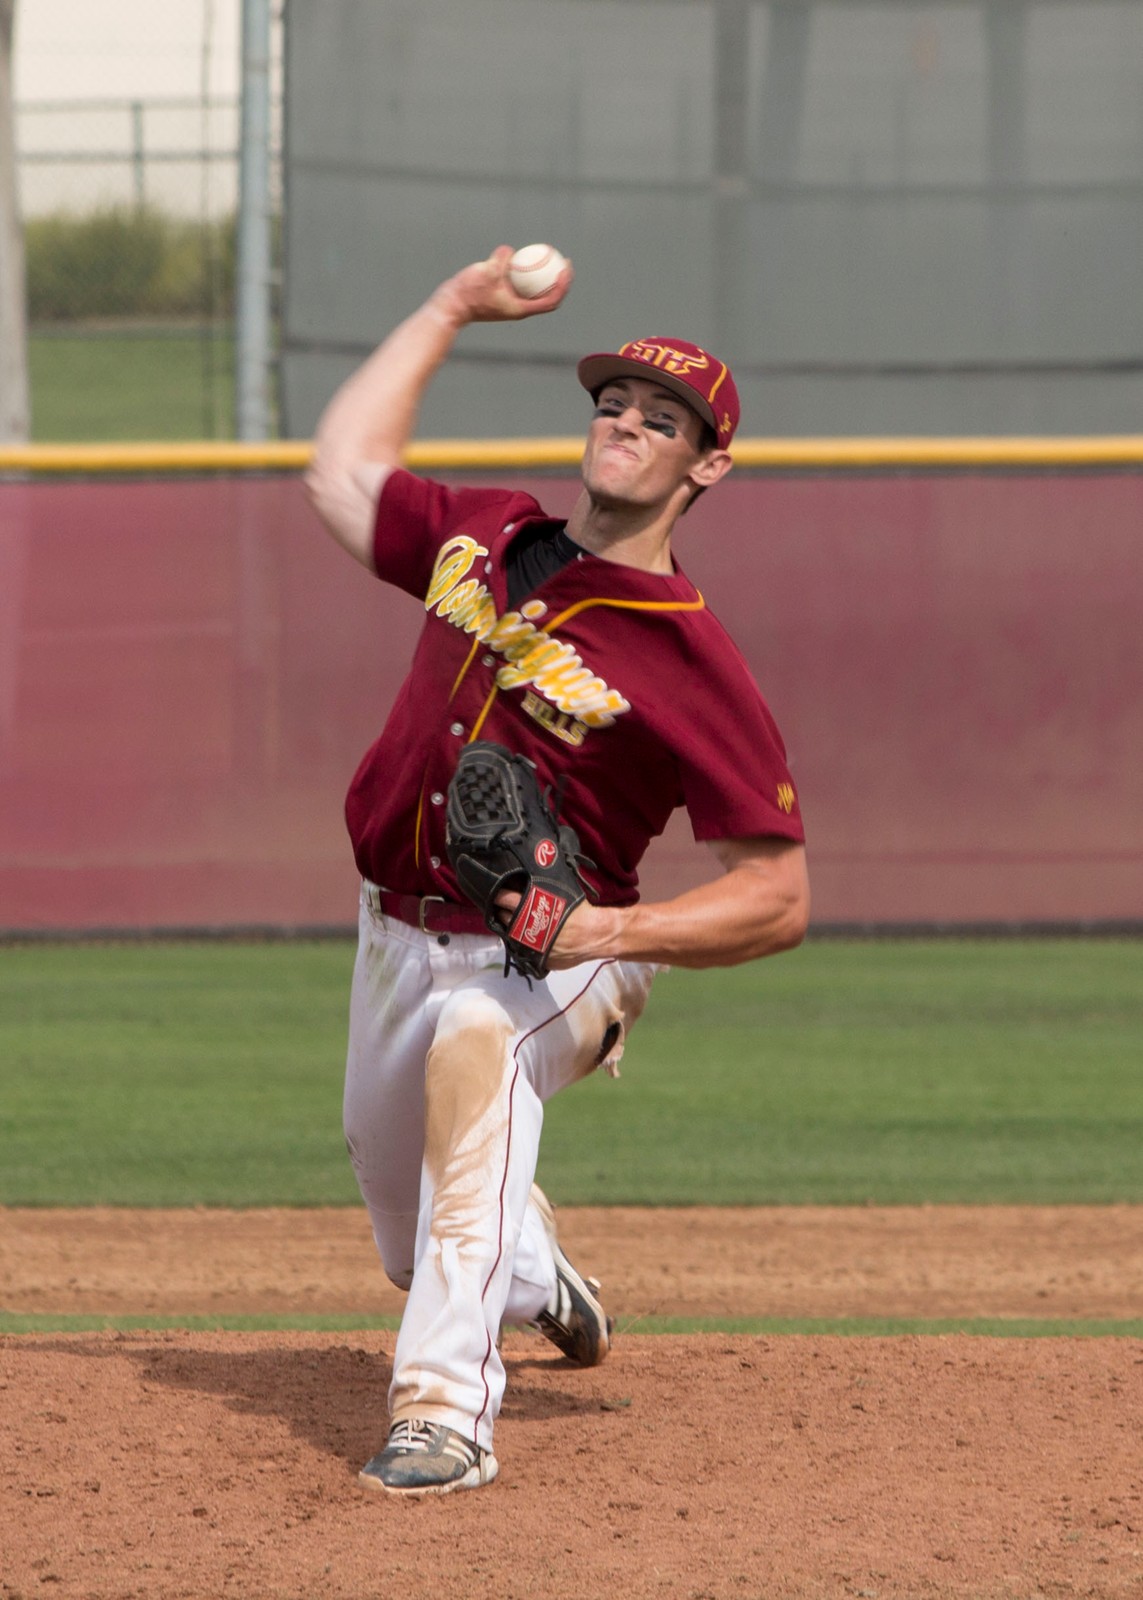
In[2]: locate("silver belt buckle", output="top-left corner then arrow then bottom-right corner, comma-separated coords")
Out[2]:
418,894 -> 445,933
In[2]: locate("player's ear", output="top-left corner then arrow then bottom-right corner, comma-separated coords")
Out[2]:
688,448 -> 734,492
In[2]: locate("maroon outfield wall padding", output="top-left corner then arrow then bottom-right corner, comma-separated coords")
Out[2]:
0,469 -> 1140,930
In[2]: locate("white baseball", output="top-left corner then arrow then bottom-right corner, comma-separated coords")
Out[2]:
508,243 -> 567,299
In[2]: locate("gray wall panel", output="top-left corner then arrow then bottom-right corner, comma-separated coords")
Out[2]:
735,195 -> 1143,363
283,0 -> 1143,439
739,370 -> 1143,438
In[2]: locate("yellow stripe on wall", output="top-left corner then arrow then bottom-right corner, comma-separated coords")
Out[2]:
3,435 -> 1143,476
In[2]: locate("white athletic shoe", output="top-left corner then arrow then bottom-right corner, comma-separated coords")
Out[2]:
358,1419 -> 498,1497
529,1182 -> 613,1367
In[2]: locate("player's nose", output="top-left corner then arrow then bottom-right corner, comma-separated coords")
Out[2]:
608,404 -> 643,436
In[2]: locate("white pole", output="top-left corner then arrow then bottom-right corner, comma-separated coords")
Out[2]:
235,0 -> 272,440
0,0 -> 29,443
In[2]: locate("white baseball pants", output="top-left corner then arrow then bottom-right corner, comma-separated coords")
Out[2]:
343,885 -> 657,1453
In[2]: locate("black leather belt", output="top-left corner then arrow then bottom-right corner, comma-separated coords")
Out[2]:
364,882 -> 488,936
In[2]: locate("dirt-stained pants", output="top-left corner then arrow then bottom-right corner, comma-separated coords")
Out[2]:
343,885 -> 657,1453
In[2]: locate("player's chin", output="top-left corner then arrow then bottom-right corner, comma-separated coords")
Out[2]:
583,468 -> 650,510
585,448 -> 638,486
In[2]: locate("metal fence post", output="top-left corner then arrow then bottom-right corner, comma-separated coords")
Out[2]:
131,99 -> 145,209
235,0 -> 272,440
0,0 -> 28,443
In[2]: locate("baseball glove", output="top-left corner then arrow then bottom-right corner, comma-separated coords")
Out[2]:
445,741 -> 595,980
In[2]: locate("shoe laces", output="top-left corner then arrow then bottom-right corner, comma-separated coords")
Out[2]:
387,1419 -> 440,1454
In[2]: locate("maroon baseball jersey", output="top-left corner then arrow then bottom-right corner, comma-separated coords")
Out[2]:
345,470 -> 804,907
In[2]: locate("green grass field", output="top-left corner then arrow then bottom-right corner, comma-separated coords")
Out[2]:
2,937 -> 1140,1209
28,326 -> 237,440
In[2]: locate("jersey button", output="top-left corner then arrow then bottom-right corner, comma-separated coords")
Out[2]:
430,791 -> 444,806
430,855 -> 441,869
449,721 -> 464,737
481,654 -> 495,668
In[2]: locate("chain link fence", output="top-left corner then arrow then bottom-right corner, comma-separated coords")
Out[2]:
16,93 -> 281,440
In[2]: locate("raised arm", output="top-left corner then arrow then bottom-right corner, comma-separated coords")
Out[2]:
304,246 -> 574,569
546,836 -> 810,970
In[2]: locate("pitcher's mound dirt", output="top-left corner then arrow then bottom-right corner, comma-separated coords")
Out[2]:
2,1205 -> 1142,1600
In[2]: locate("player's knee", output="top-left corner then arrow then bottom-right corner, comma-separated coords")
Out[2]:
425,989 -> 515,1134
432,986 -> 514,1056
427,990 -> 513,1089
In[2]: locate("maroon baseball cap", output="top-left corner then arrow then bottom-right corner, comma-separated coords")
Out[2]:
577,337 -> 740,449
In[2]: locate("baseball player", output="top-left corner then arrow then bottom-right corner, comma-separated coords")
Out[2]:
305,246 -> 809,1497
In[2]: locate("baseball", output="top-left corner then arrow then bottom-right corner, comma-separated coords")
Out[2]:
508,243 -> 567,299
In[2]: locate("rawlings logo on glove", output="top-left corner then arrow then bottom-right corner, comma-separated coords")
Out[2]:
445,741 -> 595,980
510,885 -> 567,953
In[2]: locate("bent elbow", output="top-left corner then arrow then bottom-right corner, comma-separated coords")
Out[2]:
727,886 -> 809,966
301,454 -> 380,570
774,872 -> 811,954
781,896 -> 810,951
303,455 -> 337,524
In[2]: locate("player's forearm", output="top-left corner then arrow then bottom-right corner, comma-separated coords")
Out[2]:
310,289 -> 467,476
306,249 -> 573,565
562,846 -> 810,969
305,286 -> 471,565
310,247 -> 572,477
615,871 -> 808,966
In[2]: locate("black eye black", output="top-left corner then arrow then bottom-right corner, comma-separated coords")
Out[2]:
644,419 -> 677,438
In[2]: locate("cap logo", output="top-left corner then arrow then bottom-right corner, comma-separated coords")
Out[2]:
622,340 -> 711,383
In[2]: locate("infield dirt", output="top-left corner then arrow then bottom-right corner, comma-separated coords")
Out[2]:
2,1205 -> 1141,1599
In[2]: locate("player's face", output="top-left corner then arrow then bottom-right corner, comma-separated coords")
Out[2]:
581,378 -> 712,510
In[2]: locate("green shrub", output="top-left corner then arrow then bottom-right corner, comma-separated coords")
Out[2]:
25,206 -> 238,321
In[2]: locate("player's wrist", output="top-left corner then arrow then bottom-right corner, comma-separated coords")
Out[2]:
592,904 -> 632,962
593,902 -> 670,966
424,282 -> 471,332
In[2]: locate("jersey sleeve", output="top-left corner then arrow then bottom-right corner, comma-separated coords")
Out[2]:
371,470 -> 525,599
670,625 -> 805,844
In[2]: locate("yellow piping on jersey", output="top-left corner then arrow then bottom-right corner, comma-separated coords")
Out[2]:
468,684 -> 500,742
413,783 -> 425,867
450,635 -> 482,701
543,593 -> 707,631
